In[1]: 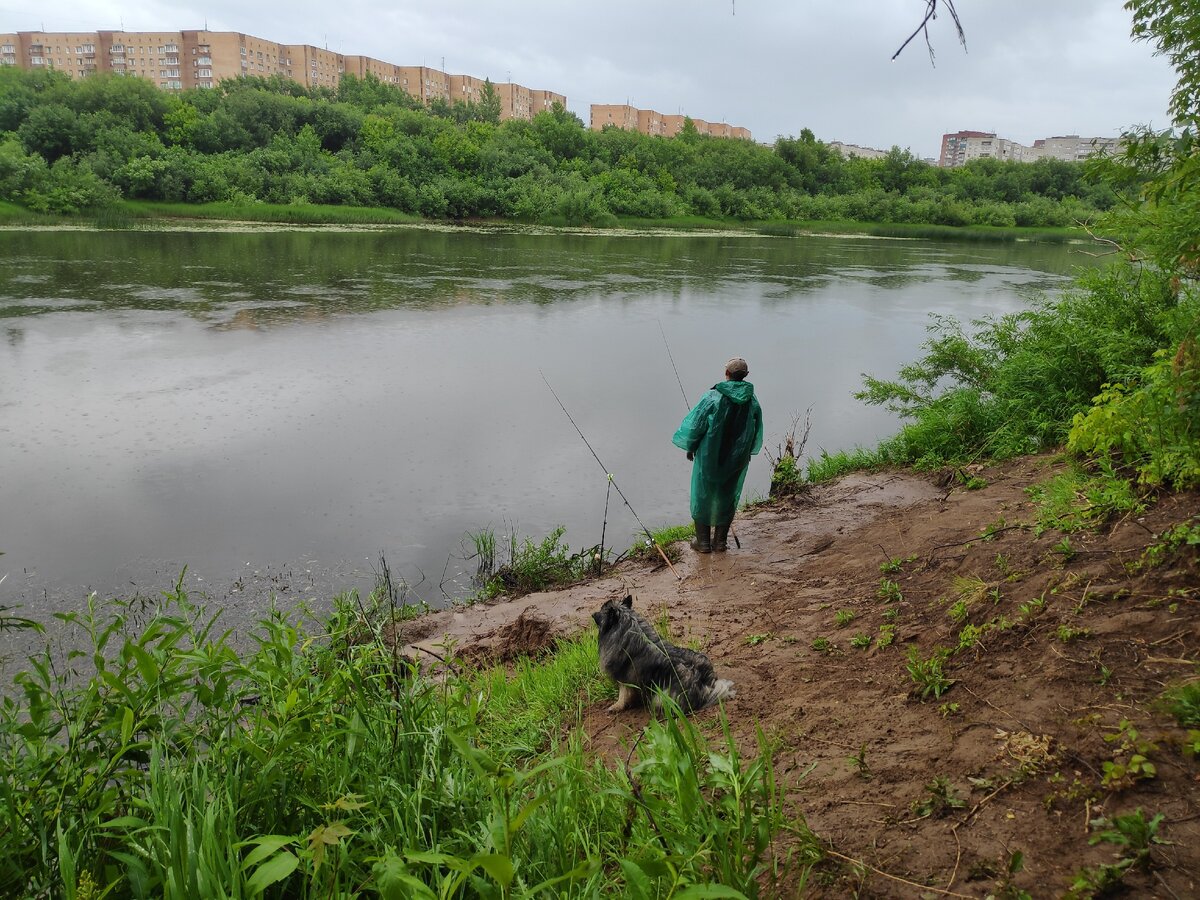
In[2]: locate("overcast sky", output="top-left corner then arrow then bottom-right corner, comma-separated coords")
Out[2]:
7,1 -> 1179,159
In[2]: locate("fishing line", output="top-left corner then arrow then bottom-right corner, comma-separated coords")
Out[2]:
539,369 -> 681,579
658,318 -> 690,408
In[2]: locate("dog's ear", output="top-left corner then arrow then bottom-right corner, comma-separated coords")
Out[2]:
621,594 -> 633,608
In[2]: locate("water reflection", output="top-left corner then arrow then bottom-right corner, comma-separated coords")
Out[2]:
0,227 -> 1099,632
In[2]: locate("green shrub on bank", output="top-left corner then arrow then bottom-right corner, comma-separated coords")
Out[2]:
854,264 -> 1196,469
1068,337 -> 1200,489
0,582 -> 810,897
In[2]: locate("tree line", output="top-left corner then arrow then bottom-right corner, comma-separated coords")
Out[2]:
0,67 -> 1118,226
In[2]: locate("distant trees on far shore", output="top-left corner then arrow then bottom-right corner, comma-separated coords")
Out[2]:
0,68 -> 1118,226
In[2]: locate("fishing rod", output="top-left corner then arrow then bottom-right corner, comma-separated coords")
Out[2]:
539,370 -> 682,581
657,320 -> 742,549
659,319 -> 690,409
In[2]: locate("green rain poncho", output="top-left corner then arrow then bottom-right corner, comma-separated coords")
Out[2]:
672,380 -> 764,526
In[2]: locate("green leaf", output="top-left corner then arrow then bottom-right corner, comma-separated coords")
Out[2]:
240,835 -> 296,870
99,815 -> 150,830
128,644 -> 160,683
618,859 -> 653,900
470,853 -> 514,887
373,855 -> 437,900
509,790 -> 552,834
120,706 -> 134,745
673,884 -> 750,899
404,849 -> 470,871
245,850 -> 299,895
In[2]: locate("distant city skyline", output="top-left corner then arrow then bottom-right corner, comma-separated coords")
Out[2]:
1,1 -> 1179,158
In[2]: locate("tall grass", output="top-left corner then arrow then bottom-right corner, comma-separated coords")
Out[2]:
756,219 -> 1081,243
0,581 -> 812,896
472,526 -> 599,599
116,199 -> 424,226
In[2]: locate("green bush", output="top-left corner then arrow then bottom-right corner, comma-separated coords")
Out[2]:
856,265 -> 1194,467
1068,338 -> 1200,489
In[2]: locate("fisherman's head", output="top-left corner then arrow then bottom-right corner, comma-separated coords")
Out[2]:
724,357 -> 749,381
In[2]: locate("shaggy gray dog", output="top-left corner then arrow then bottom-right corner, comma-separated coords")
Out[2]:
592,594 -> 735,712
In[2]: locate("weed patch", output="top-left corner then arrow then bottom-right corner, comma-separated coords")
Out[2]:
906,646 -> 956,700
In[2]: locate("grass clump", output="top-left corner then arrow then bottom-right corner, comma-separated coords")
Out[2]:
474,526 -> 597,599
906,646 -> 956,700
877,578 -> 903,603
0,581 -> 809,897
1157,681 -> 1200,728
627,523 -> 695,565
1067,809 -> 1164,898
1026,462 -> 1148,535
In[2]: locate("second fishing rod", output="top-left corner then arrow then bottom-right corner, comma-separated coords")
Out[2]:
540,370 -> 682,580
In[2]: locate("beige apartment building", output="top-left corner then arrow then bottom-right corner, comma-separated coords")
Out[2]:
591,104 -> 639,131
449,74 -> 486,105
495,82 -> 531,121
939,130 -> 1123,167
591,104 -> 750,141
0,29 -> 562,121
828,141 -> 889,160
396,66 -> 450,104
637,108 -> 663,136
530,89 -> 566,116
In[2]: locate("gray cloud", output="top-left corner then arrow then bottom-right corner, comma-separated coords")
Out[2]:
18,0 -> 1178,158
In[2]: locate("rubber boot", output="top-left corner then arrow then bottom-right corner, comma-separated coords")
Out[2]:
713,525 -> 730,552
692,524 -> 712,553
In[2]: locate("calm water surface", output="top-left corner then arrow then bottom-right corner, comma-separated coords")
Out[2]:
0,227 -> 1096,627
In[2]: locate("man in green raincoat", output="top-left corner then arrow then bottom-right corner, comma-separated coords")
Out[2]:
672,357 -> 763,553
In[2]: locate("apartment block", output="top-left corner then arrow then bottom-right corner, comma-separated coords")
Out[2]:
0,30 -> 301,90
0,29 -> 563,122
828,141 -> 889,160
396,66 -> 450,104
939,130 -> 1123,167
592,104 -> 750,141
449,73 -> 486,105
591,104 -> 639,131
660,114 -> 687,138
495,82 -> 531,121
637,108 -> 664,136
1025,134 -> 1123,163
530,89 -> 566,116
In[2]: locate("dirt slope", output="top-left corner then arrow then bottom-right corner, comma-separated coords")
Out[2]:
402,457 -> 1200,898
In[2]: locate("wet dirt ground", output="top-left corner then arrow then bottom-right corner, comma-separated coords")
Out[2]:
402,460 -> 1199,898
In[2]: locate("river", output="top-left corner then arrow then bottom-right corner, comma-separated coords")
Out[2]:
0,225 -> 1095,629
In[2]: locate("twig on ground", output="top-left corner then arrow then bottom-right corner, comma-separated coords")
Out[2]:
946,825 -> 962,892
960,684 -> 1036,734
1154,871 -> 1183,900
823,849 -> 975,898
928,525 -> 1024,554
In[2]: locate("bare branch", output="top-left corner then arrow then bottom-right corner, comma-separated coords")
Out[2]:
1075,219 -> 1147,263
892,0 -> 967,65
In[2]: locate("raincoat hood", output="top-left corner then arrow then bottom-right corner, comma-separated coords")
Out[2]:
714,380 -> 755,404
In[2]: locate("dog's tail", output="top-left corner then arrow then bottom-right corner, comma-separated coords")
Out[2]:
702,678 -> 736,708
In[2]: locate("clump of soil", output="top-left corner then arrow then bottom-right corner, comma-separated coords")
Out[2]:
459,610 -> 561,665
404,457 -> 1199,897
